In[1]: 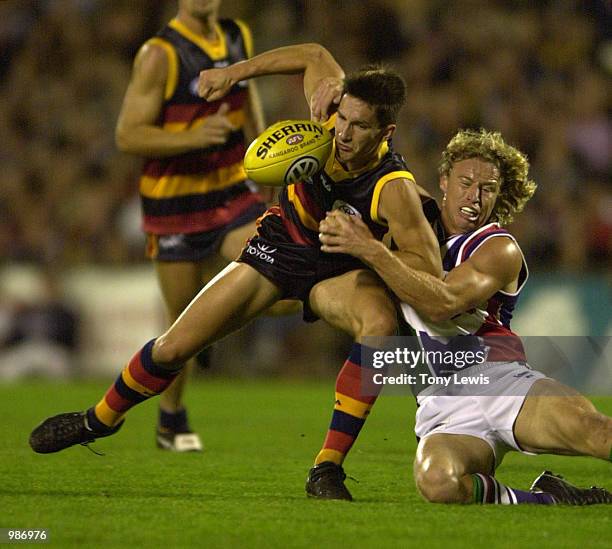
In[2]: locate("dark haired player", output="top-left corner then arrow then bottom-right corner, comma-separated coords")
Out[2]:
199,48 -> 443,499
319,129 -> 612,505
29,44 -> 442,500
114,0 -> 268,451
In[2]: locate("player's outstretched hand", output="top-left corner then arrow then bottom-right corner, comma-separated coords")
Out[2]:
310,77 -> 343,123
319,210 -> 375,258
198,68 -> 234,101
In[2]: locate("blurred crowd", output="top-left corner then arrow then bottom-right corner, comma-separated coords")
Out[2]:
1,0 -> 609,271
0,0 -> 609,379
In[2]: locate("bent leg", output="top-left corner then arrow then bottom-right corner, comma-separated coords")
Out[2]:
153,262 -> 282,364
154,259 -> 222,415
414,434 -> 494,503
514,378 -> 612,461
154,257 -> 227,448
309,269 -> 397,340
93,262 -> 281,429
308,270 -> 398,468
414,433 -> 556,504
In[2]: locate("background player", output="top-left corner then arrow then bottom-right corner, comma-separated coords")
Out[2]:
29,43 -> 442,494
319,128 -> 612,505
114,0 -> 267,451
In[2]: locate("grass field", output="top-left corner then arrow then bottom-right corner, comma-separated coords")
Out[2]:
1,379 -> 610,548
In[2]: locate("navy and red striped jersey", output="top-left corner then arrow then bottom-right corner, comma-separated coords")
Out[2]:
278,114 -> 417,247
139,18 -> 262,235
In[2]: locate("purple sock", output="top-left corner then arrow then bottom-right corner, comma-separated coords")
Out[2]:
472,474 -> 556,504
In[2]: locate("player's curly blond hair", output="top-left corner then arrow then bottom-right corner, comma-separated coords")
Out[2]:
438,129 -> 537,226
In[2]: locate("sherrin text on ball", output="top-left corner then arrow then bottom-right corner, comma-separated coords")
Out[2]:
244,120 -> 332,186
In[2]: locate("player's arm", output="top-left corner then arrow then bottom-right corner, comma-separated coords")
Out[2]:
320,179 -> 442,278
115,42 -> 235,157
320,213 -> 521,321
378,179 -> 442,276
198,43 -> 344,109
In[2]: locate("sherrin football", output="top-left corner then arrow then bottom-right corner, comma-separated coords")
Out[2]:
244,120 -> 333,186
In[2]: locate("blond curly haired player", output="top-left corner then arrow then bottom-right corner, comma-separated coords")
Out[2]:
319,129 -> 612,505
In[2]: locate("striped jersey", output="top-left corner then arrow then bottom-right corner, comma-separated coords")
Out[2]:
139,18 -> 262,235
279,114 -> 416,247
400,223 -> 529,393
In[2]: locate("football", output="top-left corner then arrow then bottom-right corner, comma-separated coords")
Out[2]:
244,120 -> 333,186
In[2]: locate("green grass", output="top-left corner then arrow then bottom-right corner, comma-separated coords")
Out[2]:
1,380 -> 610,548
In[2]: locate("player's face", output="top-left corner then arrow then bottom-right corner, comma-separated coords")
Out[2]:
179,0 -> 220,19
334,94 -> 394,171
439,158 -> 501,235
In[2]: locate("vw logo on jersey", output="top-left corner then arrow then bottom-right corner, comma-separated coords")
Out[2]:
285,156 -> 320,184
332,200 -> 362,218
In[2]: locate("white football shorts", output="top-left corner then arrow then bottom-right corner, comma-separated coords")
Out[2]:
414,361 -> 548,467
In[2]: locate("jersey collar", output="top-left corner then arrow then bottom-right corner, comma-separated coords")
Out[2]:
169,18 -> 228,60
323,114 -> 390,182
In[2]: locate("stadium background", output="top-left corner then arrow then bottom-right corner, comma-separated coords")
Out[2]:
0,0 -> 609,381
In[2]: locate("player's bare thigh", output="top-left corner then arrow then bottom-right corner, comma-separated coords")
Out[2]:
153,262 -> 282,366
513,378 -> 612,459
308,269 -> 397,340
154,258 -> 226,321
414,433 -> 495,503
219,221 -> 302,317
154,218 -> 260,323
219,220 -> 258,261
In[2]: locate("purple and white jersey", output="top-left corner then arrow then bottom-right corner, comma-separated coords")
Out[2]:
400,222 -> 529,370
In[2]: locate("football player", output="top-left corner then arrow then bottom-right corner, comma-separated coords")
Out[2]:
319,128 -> 612,505
30,43 -> 441,507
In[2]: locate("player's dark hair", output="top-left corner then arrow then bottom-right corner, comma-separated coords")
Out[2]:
343,65 -> 406,127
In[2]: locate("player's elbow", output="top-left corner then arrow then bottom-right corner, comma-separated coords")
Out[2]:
423,297 -> 460,323
424,308 -> 453,324
115,122 -> 146,155
115,125 -> 133,153
302,43 -> 330,63
302,43 -> 342,75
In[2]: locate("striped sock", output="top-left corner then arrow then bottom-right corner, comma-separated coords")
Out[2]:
472,474 -> 556,505
87,340 -> 180,431
315,343 -> 382,466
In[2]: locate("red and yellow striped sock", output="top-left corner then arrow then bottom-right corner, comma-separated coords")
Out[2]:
86,340 -> 179,431
315,343 -> 382,465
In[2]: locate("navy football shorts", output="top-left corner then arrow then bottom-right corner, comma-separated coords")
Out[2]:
146,202 -> 266,262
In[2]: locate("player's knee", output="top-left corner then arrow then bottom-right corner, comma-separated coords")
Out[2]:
152,334 -> 192,368
415,464 -> 465,504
